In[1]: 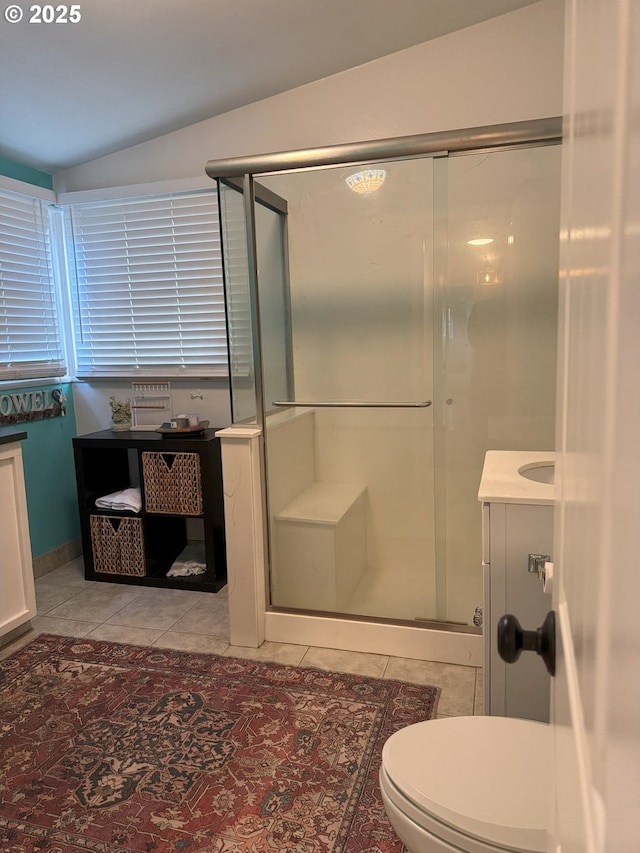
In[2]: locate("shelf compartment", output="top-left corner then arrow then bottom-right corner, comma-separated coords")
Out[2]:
79,447 -> 135,510
142,451 -> 203,515
143,516 -> 188,576
90,515 -> 145,576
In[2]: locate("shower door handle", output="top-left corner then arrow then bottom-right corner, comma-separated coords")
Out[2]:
272,400 -> 432,408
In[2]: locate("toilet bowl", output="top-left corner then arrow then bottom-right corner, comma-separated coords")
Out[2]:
379,716 -> 550,853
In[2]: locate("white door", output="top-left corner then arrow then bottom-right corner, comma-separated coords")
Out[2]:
553,0 -> 640,850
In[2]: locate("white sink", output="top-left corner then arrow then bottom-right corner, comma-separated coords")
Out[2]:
518,462 -> 555,485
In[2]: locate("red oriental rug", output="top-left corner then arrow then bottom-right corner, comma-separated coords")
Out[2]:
0,634 -> 439,852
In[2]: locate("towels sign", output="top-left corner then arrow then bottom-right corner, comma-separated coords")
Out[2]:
0,388 -> 66,426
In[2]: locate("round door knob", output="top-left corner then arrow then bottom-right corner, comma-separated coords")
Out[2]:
497,610 -> 556,676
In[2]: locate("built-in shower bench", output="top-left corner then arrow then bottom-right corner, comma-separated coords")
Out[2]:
273,481 -> 367,611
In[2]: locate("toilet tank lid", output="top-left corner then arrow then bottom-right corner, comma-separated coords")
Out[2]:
382,716 -> 550,852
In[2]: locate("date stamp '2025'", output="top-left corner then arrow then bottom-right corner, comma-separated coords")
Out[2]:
4,4 -> 81,24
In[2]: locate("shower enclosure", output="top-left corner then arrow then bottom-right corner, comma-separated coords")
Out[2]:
211,119 -> 561,635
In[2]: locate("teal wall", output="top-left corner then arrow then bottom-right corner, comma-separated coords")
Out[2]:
0,157 -> 54,190
1,164 -> 79,559
0,383 -> 80,558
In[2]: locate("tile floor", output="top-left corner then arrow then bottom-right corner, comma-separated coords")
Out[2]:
3,556 -> 483,718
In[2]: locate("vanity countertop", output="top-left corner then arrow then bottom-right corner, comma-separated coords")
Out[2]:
0,431 -> 28,447
478,450 -> 555,506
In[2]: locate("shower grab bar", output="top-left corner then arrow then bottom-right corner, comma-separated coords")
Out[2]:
272,400 -> 432,408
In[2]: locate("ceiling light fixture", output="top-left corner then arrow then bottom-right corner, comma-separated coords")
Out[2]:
345,169 -> 387,194
467,237 -> 494,246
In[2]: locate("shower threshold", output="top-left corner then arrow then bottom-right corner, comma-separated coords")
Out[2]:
269,606 -> 480,634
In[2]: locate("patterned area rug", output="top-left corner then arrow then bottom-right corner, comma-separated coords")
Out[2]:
0,634 -> 439,853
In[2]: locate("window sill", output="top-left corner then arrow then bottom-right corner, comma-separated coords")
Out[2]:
0,376 -> 74,392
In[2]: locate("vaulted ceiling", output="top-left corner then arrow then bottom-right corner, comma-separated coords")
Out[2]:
0,0 -> 541,173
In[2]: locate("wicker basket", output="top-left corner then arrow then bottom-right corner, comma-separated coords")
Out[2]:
142,451 -> 203,515
90,515 -> 145,576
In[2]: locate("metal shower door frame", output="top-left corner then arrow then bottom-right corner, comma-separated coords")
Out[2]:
207,117 -> 562,623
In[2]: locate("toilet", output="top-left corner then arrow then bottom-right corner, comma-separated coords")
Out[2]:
379,716 -> 550,852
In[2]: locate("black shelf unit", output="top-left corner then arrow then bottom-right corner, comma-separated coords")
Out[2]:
72,429 -> 226,592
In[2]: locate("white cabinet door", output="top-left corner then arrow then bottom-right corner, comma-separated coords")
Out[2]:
0,442 -> 36,637
486,502 -> 553,722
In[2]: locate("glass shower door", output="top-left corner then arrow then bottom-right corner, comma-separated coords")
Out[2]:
253,158 -> 438,622
434,144 -> 561,625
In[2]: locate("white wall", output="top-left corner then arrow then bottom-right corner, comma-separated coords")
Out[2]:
55,0 -> 564,193
72,379 -> 232,435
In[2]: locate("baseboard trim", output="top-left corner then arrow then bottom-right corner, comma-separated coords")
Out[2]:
32,538 -> 82,579
0,621 -> 34,651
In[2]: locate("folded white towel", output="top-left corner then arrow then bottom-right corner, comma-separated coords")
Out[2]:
167,542 -> 207,577
95,487 -> 142,513
167,561 -> 206,577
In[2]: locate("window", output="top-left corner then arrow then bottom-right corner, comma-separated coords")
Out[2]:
0,187 -> 66,381
63,189 -> 228,378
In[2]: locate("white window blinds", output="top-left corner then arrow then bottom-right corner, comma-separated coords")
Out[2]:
0,189 -> 66,381
65,189 -> 228,378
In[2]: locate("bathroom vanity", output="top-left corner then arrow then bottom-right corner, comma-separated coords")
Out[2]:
0,432 -> 36,644
479,451 -> 554,723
